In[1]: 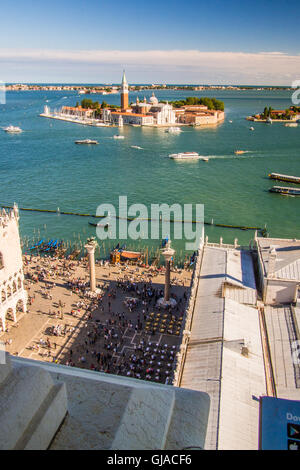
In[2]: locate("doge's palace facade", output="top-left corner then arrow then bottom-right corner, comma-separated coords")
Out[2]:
0,205 -> 27,331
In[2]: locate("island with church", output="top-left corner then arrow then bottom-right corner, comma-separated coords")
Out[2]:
40,71 -> 225,128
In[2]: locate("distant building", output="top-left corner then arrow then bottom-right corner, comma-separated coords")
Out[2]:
176,105 -> 225,126
61,106 -> 95,119
131,94 -> 176,125
0,205 -> 27,331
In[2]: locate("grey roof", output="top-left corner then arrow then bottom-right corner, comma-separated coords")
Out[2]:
180,246 -> 265,449
264,305 -> 300,399
180,246 -> 225,450
224,250 -> 257,305
257,237 -> 300,280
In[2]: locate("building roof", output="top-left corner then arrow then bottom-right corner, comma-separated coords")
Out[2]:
223,250 -> 257,305
256,237 -> 300,281
264,305 -> 300,399
181,245 -> 265,450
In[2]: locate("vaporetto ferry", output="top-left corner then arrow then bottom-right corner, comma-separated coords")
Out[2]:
269,186 -> 300,196
268,173 -> 300,184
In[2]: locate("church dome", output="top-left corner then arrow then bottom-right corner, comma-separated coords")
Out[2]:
149,92 -> 159,105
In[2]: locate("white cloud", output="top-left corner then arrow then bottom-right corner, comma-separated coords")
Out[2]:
0,48 -> 299,84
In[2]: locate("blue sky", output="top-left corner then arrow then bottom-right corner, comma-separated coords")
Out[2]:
1,0 -> 299,84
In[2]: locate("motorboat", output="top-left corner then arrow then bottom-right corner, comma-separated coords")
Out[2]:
131,145 -> 143,149
113,135 -> 125,139
4,125 -> 22,133
165,127 -> 182,134
249,127 -> 255,131
75,139 -> 99,144
169,152 -> 201,160
234,150 -> 246,155
285,122 -> 298,127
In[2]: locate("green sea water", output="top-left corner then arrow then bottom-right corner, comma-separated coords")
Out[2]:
0,88 -> 299,259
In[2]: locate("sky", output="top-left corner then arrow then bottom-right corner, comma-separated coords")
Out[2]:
0,0 -> 299,84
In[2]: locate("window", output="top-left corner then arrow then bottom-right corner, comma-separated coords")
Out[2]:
0,253 -> 3,270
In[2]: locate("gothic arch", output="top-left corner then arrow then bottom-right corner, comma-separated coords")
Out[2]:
1,289 -> 6,303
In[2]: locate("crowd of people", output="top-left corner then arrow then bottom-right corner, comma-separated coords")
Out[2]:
3,253 -> 192,385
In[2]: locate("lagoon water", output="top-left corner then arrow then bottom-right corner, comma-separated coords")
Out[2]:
0,88 -> 299,259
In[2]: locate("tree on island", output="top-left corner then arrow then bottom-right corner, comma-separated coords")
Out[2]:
165,96 -> 224,111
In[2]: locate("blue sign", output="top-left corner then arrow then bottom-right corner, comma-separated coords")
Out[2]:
260,396 -> 300,450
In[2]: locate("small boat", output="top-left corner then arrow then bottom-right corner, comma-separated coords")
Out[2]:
131,145 -> 143,149
165,127 -> 182,134
75,139 -> 98,144
199,157 -> 209,162
229,120 -> 233,123
266,118 -> 272,124
269,186 -> 300,196
169,152 -> 201,160
234,150 -> 246,155
249,127 -> 255,131
268,173 -> 300,184
113,135 -> 125,139
285,122 -> 298,127
88,222 -> 109,228
4,125 -> 22,133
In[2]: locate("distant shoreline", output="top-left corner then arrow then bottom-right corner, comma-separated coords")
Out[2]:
5,84 -> 293,92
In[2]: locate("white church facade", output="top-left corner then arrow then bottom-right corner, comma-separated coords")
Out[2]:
0,205 -> 27,331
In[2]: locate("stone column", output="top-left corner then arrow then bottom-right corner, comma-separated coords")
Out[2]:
164,258 -> 171,302
157,241 -> 177,308
84,238 -> 98,292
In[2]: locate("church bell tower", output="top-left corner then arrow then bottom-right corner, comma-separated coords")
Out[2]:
121,70 -> 129,111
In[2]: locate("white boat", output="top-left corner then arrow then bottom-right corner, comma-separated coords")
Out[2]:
75,139 -> 98,145
113,135 -> 125,139
169,152 -> 202,160
4,125 -> 22,133
285,122 -> 298,127
250,127 -> 255,131
165,127 -> 182,134
131,145 -> 143,149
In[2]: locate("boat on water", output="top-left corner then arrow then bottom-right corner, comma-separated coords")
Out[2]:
75,139 -> 99,145
285,122 -> 298,127
249,127 -> 255,131
113,135 -> 125,139
165,127 -> 182,134
234,150 -> 246,155
88,222 -> 109,228
269,186 -> 300,196
169,152 -> 201,160
4,125 -> 22,133
131,145 -> 143,149
268,172 -> 300,184
266,117 -> 272,124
